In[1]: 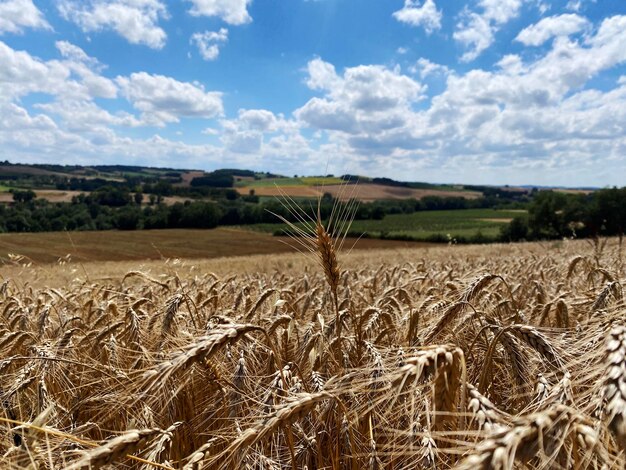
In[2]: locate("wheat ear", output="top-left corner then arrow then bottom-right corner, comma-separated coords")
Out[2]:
603,324 -> 626,452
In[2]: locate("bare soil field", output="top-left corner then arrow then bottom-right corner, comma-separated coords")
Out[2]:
0,227 -> 435,264
0,189 -> 84,203
237,183 -> 481,201
178,170 -> 205,185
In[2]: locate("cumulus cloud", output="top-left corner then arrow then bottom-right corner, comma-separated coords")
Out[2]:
454,0 -> 522,61
57,0 -> 168,49
187,0 -> 252,25
238,109 -> 278,132
0,100 -> 225,168
0,0 -> 50,34
296,58 -> 426,136
35,100 -> 141,132
392,0 -> 442,34
410,58 -> 450,79
190,28 -> 228,61
56,40 -> 99,67
116,72 -> 224,126
218,109 -> 300,155
566,0 -> 583,12
516,14 -> 590,46
287,16 -> 626,184
0,40 -> 118,102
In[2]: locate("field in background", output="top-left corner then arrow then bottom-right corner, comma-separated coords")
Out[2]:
248,208 -> 525,241
0,228 -> 435,264
235,176 -> 345,187
236,182 -> 481,201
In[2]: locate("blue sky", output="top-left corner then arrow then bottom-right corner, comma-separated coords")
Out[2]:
1,0 -> 625,186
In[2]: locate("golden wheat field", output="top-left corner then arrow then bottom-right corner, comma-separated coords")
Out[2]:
0,235 -> 625,469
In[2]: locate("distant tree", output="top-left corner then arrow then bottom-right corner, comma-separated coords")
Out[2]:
115,206 -> 141,230
528,191 -> 568,238
593,187 -> 626,237
134,191 -> 144,205
11,189 -> 36,203
179,202 -> 222,228
92,186 -> 131,207
190,173 -> 234,188
500,216 -> 529,242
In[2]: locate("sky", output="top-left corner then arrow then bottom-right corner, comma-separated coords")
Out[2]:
0,0 -> 625,186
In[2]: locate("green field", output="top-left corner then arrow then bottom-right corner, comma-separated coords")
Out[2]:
247,209 -> 526,242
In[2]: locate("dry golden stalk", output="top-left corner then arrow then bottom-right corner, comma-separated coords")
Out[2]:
456,405 -> 580,470
467,384 -> 509,431
534,373 -> 550,402
389,345 -> 465,428
65,428 -> 162,469
555,299 -> 569,328
162,293 -> 183,334
508,325 -> 564,369
603,324 -> 626,452
316,221 -> 340,305
245,289 -> 278,319
142,422 -> 181,468
218,391 -> 333,464
122,271 -> 170,290
143,324 -> 264,387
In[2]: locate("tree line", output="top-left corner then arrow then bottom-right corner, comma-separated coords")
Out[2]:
500,187 -> 626,242
0,185 -> 520,233
2,185 -> 625,246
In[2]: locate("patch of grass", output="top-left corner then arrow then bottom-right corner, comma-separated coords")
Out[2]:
299,176 -> 345,186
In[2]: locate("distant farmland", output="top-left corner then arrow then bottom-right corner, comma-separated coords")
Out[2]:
236,182 -> 481,201
248,208 -> 525,241
0,228 -> 435,264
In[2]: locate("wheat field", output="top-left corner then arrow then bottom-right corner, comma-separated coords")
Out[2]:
0,235 -> 624,469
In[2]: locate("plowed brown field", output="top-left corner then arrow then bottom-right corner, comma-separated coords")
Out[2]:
237,183 -> 481,201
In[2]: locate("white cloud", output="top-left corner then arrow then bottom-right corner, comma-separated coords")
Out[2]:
35,99 -> 140,131
287,17 -> 626,184
187,0 -> 252,25
392,0 -> 442,34
57,0 -> 168,49
305,58 -> 341,91
218,109 -> 300,155
56,41 -> 99,67
410,58 -> 450,79
296,59 -> 426,141
0,0 -> 50,34
0,101 -> 225,168
566,1 -> 582,12
190,28 -> 228,61
238,109 -> 277,132
0,40 -> 117,101
454,0 -> 523,61
0,38 -> 255,172
116,72 -> 223,126
516,14 -> 590,46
